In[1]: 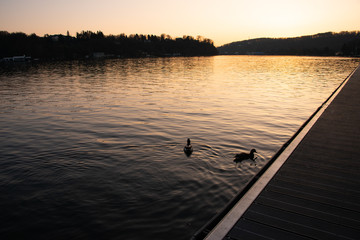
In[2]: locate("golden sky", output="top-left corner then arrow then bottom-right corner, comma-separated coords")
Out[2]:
1,0 -> 359,46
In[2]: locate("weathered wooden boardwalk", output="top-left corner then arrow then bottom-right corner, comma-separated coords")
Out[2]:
195,65 -> 360,240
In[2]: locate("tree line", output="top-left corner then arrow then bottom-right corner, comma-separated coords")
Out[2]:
0,30 -> 218,60
218,31 -> 360,56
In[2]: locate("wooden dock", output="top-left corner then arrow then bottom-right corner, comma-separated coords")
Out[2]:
194,64 -> 360,240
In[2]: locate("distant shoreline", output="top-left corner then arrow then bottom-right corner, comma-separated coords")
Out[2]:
2,54 -> 359,67
0,30 -> 218,62
217,31 -> 360,57
2,30 -> 359,63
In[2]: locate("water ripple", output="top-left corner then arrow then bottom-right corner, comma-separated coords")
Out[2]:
0,56 -> 359,240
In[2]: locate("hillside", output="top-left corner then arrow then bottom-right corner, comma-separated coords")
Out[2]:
218,31 -> 360,56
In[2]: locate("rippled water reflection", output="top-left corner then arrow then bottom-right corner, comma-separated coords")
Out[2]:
0,56 -> 359,239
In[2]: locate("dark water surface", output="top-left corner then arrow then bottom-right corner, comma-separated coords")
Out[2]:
1,56 -> 359,239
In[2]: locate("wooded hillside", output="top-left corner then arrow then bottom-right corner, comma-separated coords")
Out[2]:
218,31 -> 360,56
0,31 -> 218,60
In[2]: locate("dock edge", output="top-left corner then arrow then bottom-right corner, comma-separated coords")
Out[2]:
191,64 -> 360,240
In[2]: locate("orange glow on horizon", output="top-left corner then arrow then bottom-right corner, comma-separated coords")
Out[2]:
0,0 -> 359,46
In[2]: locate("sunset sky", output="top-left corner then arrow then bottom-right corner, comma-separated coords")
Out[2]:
1,0 -> 359,46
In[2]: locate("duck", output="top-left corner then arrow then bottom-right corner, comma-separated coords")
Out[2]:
234,149 -> 257,163
184,138 -> 193,156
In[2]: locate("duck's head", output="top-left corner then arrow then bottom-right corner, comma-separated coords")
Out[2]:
250,149 -> 257,153
187,138 -> 191,145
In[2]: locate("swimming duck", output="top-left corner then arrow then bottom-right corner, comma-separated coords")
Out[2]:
184,138 -> 193,156
234,149 -> 257,163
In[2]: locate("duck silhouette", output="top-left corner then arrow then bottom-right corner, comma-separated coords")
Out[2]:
184,138 -> 193,156
234,149 -> 257,163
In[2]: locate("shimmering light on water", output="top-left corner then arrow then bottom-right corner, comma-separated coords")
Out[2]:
0,56 -> 359,239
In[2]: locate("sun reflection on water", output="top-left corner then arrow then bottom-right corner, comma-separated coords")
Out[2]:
0,56 -> 359,240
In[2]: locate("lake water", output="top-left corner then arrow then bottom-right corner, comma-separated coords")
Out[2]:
1,56 -> 359,240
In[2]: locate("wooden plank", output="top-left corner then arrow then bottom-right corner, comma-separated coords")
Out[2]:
260,190 -> 360,224
269,178 -> 360,203
283,159 -> 360,176
282,161 -> 360,180
227,218 -> 312,240
276,167 -> 360,188
225,225 -> 272,240
271,175 -> 360,197
267,183 -> 360,212
244,203 -> 360,240
256,194 -> 360,230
